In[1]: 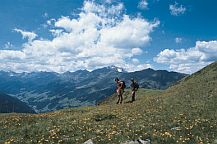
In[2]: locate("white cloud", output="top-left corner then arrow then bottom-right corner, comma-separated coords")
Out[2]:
0,1 -> 159,73
0,50 -> 25,60
132,58 -> 140,64
49,29 -> 64,37
4,42 -> 13,49
132,48 -> 143,55
169,2 -> 186,16
47,18 -> 56,25
100,15 -> 159,49
138,0 -> 148,10
14,28 -> 37,42
124,63 -> 151,72
154,40 -> 217,74
175,37 -> 182,43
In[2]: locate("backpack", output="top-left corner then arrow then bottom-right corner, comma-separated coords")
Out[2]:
121,81 -> 126,89
131,82 -> 139,90
134,82 -> 139,89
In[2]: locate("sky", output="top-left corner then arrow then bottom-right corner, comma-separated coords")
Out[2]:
0,0 -> 217,74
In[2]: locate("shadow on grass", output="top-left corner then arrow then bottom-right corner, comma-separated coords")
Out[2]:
93,114 -> 117,122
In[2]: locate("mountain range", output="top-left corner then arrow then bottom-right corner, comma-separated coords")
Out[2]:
0,66 -> 187,113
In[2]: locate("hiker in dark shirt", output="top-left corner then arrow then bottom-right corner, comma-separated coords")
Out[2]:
130,78 -> 139,102
115,78 -> 125,104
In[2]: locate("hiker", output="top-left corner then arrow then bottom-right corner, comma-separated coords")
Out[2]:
130,78 -> 139,102
115,77 -> 125,104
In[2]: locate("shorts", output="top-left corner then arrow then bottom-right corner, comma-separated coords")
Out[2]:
117,89 -> 124,96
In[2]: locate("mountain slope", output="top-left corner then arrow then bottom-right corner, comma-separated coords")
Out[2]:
0,67 -> 186,112
161,61 -> 217,115
0,62 -> 216,143
0,93 -> 35,113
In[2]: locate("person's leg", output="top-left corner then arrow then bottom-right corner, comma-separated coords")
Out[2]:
132,90 -> 135,102
120,89 -> 124,104
117,90 -> 120,104
120,94 -> 123,104
117,95 -> 120,104
131,91 -> 134,100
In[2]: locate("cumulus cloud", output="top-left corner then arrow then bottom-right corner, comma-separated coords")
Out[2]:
169,2 -> 186,16
14,28 -> 37,42
138,0 -> 148,10
154,40 -> 217,74
0,1 -> 159,73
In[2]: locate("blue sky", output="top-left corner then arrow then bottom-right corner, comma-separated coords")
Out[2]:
0,0 -> 217,74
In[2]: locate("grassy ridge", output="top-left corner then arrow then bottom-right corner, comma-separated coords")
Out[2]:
0,62 -> 217,144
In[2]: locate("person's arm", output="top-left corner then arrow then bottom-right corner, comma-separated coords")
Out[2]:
117,81 -> 122,90
120,81 -> 124,89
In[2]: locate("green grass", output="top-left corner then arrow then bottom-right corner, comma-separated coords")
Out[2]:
0,62 -> 217,144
